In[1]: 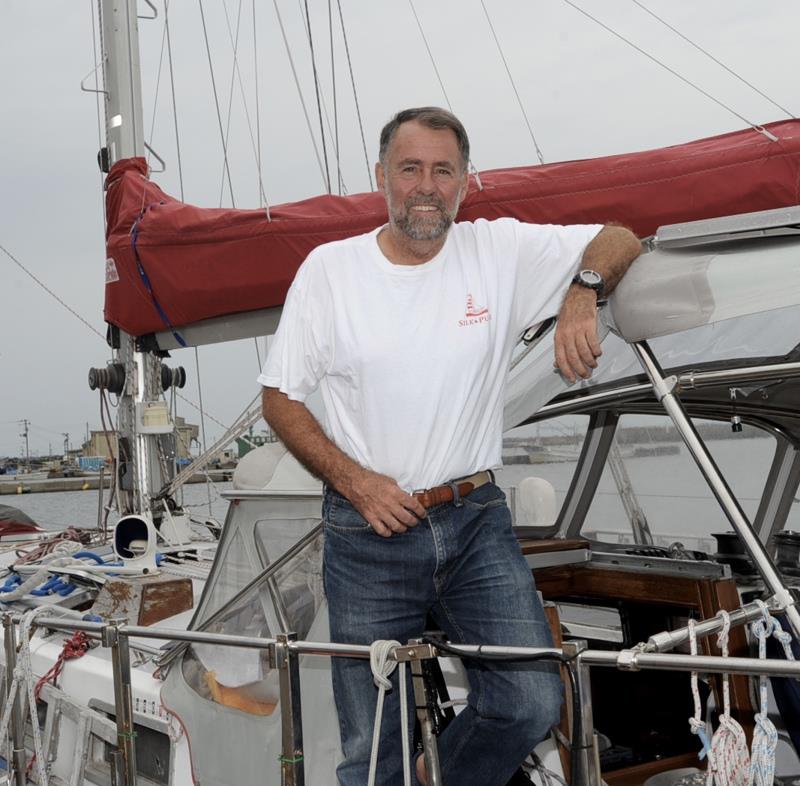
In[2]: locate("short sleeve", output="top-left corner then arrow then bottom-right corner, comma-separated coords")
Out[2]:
511,222 -> 603,335
256,252 -> 333,401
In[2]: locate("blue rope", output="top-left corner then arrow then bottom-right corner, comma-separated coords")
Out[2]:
130,205 -> 187,347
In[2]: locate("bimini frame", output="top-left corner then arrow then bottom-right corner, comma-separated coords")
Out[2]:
631,340 -> 800,637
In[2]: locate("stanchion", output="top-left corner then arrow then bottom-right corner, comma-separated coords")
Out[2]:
563,639 -> 602,786
407,640 -> 443,786
3,614 -> 27,786
275,633 -> 305,786
102,616 -> 137,786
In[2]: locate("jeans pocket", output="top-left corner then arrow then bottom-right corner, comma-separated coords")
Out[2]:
462,483 -> 507,511
323,494 -> 373,535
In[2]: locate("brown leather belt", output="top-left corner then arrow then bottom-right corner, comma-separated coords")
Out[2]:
412,470 -> 493,509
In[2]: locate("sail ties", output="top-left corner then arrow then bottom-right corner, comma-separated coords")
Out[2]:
130,204 -> 187,348
368,640 -> 412,786
687,619 -> 714,765
707,610 -> 750,786
749,600 -> 794,786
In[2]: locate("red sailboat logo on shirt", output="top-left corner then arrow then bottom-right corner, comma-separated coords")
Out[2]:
465,294 -> 489,318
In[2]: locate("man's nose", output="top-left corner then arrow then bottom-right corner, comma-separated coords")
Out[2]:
417,168 -> 436,193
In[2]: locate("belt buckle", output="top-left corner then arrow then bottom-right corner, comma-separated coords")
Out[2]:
447,480 -> 464,507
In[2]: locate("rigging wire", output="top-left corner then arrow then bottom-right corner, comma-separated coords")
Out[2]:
193,347 -> 213,515
198,0 -> 237,206
561,0 -> 780,142
0,241 -> 241,456
406,0 -> 454,112
218,0 -> 245,208
631,0 -> 795,120
335,0 -> 373,190
296,0 -> 348,194
252,0 -> 265,211
219,0 -> 272,212
478,0 -> 545,165
0,244 -> 105,341
303,0 -> 332,193
272,0 -> 330,192
145,0 -> 169,171
406,0 -> 483,180
329,0 -> 342,195
164,0 -> 185,201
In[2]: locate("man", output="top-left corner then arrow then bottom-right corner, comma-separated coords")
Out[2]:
259,107 -> 640,785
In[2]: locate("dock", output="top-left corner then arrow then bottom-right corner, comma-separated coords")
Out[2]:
0,470 -> 233,496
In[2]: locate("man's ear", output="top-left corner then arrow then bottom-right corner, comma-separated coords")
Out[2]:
375,161 -> 385,192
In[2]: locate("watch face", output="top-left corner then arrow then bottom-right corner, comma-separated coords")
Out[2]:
579,270 -> 603,287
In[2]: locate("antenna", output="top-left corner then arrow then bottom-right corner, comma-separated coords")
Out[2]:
18,419 -> 30,472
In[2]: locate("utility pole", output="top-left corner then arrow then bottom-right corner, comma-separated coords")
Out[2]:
18,420 -> 30,472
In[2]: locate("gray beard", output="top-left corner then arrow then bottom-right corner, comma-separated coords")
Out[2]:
388,196 -> 456,241
394,208 -> 453,241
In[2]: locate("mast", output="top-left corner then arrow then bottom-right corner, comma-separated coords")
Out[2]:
94,0 -> 170,517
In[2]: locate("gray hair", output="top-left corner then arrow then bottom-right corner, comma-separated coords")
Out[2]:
379,107 -> 470,171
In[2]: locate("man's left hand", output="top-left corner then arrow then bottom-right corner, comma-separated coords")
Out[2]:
553,287 -> 602,383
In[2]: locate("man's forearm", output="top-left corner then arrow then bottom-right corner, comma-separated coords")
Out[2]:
261,386 -> 427,536
578,224 -> 641,296
261,386 -> 362,497
553,224 -> 640,382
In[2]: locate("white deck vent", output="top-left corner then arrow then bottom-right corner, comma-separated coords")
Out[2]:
114,514 -> 159,572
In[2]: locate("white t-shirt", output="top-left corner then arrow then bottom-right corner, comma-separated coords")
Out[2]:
257,218 -> 601,492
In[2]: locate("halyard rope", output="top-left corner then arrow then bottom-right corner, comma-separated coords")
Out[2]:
707,610 -> 750,786
368,640 -> 411,786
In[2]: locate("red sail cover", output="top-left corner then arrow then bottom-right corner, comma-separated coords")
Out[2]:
105,120 -> 800,338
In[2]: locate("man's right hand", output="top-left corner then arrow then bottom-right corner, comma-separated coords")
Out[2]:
346,468 -> 427,538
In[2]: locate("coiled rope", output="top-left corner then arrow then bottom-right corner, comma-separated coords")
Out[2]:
707,610 -> 750,786
0,607 -> 55,785
367,640 -> 411,786
749,601 -> 795,785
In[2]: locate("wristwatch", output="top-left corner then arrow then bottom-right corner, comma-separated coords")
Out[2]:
571,269 -> 605,297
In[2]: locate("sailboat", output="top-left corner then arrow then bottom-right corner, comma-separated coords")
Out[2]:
4,2 -> 800,785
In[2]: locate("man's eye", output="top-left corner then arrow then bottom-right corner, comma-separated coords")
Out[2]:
435,168 -> 453,177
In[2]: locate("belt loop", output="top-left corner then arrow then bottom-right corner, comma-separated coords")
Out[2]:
448,481 -> 464,508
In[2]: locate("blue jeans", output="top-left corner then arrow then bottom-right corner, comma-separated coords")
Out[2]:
323,483 -> 561,786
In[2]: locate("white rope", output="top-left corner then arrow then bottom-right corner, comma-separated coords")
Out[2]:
749,601 -> 794,785
687,619 -> 714,767
707,610 -> 750,786
0,607 -> 55,784
367,640 -> 411,786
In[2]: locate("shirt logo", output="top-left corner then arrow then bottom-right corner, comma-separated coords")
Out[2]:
459,293 -> 491,327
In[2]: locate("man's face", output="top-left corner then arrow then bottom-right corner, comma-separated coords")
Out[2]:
376,121 -> 468,242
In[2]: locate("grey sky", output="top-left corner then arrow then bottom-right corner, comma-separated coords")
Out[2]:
1,0 -> 798,457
